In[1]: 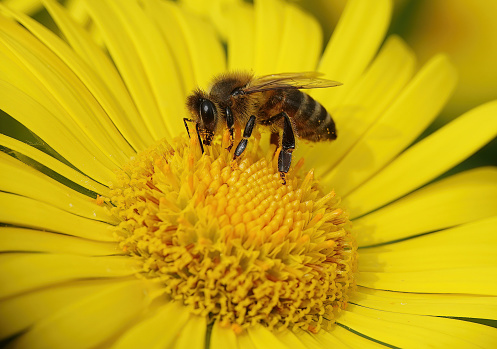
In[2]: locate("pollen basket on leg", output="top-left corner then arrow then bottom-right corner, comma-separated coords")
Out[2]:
108,137 -> 357,333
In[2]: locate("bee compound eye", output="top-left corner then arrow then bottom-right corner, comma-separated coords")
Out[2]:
199,99 -> 216,125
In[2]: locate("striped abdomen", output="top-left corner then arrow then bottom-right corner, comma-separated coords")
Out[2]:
283,89 -> 337,142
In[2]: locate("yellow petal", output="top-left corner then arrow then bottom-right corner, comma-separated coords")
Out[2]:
0,254 -> 140,298
0,278 -> 130,339
358,266 -> 497,295
247,325 -> 289,349
0,152 -> 116,223
302,35 -> 416,176
2,0 -> 42,14
210,322 -> 238,349
313,0 -> 392,106
172,314 -> 207,349
42,0 -> 152,151
226,3 -> 255,71
352,167 -> 497,246
0,134 -> 109,196
345,100 -> 497,217
338,304 -> 497,348
0,79 -> 116,186
294,331 -> 338,349
316,326 -> 384,348
0,227 -> 121,256
0,11 -> 131,167
359,216 -> 497,272
111,301 -> 190,349
274,330 -> 308,349
253,0 -> 285,74
327,54 -> 457,198
82,0 -> 171,139
275,3 -> 322,72
0,192 -> 115,241
352,286 -> 497,320
11,280 -> 155,349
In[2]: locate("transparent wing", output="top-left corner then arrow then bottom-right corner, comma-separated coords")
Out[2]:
242,72 -> 342,94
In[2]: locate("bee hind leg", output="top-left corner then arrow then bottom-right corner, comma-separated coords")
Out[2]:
277,112 -> 296,185
233,115 -> 256,159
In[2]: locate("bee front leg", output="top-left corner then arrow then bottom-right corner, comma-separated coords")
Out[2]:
183,118 -> 204,154
278,113 -> 296,185
233,115 -> 256,160
225,107 -> 235,152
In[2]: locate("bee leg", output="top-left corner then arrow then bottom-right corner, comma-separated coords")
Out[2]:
278,113 -> 296,185
183,118 -> 204,154
225,107 -> 235,152
233,115 -> 256,160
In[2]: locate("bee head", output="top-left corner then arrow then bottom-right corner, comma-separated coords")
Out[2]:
186,90 -> 218,145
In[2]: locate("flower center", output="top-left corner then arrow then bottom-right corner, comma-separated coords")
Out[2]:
108,135 -> 357,334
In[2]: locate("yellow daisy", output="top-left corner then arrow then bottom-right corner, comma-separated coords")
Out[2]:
1,0 -> 497,348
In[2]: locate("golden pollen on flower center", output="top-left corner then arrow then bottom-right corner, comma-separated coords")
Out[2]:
108,135 -> 357,334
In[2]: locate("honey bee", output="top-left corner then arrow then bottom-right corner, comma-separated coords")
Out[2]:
184,72 -> 341,184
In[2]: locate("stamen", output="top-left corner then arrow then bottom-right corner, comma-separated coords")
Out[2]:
108,136 -> 357,333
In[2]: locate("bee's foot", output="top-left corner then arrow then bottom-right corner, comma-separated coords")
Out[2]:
280,172 -> 287,185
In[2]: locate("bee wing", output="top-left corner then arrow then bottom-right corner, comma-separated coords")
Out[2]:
242,72 -> 342,94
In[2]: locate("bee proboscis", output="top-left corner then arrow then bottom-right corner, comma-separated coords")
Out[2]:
184,72 -> 341,184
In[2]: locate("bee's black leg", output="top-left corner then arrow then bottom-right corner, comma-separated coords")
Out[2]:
225,107 -> 235,151
278,113 -> 295,185
183,118 -> 193,138
233,115 -> 256,159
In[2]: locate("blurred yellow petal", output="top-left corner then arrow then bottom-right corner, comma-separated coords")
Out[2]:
274,330 -> 308,349
359,216 -> 497,272
111,301 -> 190,349
2,0 -> 42,14
0,134 -> 109,196
313,0 -> 392,106
0,192 -> 115,241
0,227 -> 120,255
353,286 -> 497,320
172,314 -> 207,349
247,325 -> 289,349
0,279 -> 130,339
353,167 -> 497,246
346,101 -> 497,217
0,152 -> 116,223
0,254 -> 139,298
226,3 -> 255,71
210,321 -> 239,349
0,11 -> 131,167
327,55 -> 457,198
303,35 -> 416,176
339,304 -> 497,348
11,280 -> 156,349
317,326 -> 385,348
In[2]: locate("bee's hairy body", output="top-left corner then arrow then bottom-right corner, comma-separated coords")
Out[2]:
184,71 -> 341,184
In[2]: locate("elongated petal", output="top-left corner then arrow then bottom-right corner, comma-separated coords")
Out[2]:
11,280 -> 156,349
359,216 -> 497,272
172,314 -> 207,349
352,167 -> 497,246
316,326 -> 385,348
0,134 -> 109,196
111,301 -> 190,349
0,254 -> 140,299
0,192 -> 115,241
302,35 -> 416,175
313,0 -> 392,107
352,286 -> 497,320
328,55 -> 457,197
338,304 -> 497,348
0,152 -> 116,223
345,100 -> 497,217
0,227 -> 121,256
0,278 -> 131,339
247,325 -> 289,349
226,3 -> 255,71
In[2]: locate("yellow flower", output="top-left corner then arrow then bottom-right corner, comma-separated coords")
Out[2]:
1,0 -> 497,348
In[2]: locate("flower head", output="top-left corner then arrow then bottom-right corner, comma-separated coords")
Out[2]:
1,0 -> 497,348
